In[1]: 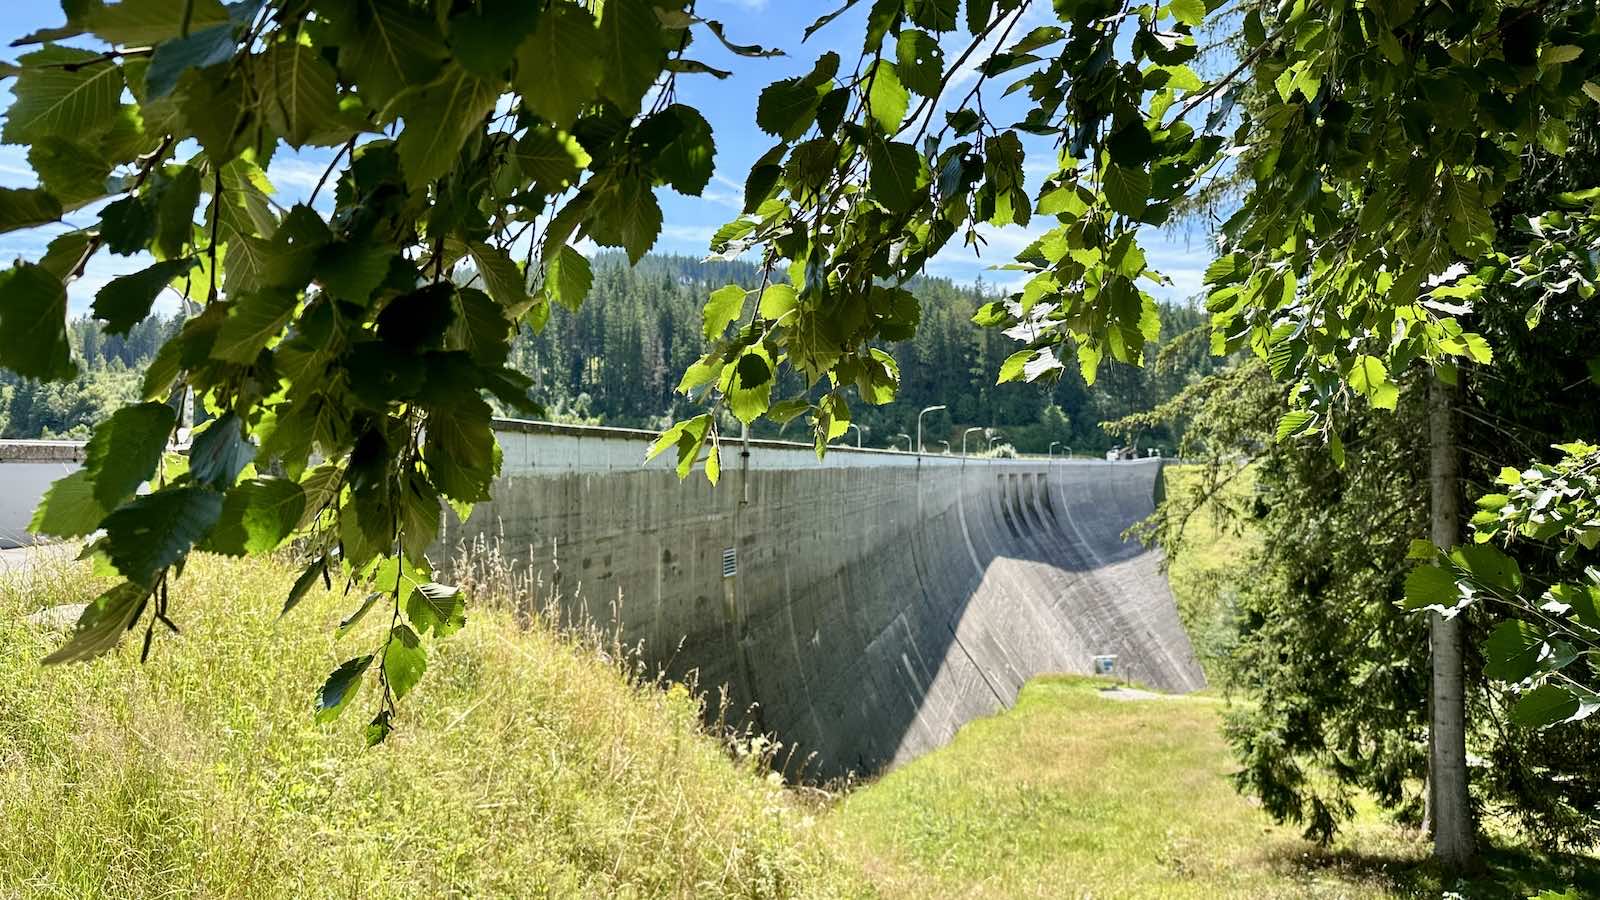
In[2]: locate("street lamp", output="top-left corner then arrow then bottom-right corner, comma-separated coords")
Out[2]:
894,432 -> 912,451
961,426 -> 984,456
846,423 -> 865,448
938,440 -> 950,454
917,404 -> 947,453
989,434 -> 1004,451
1049,440 -> 1060,462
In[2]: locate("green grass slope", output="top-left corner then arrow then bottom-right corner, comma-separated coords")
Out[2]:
0,552 -> 865,899
827,676 -> 1599,899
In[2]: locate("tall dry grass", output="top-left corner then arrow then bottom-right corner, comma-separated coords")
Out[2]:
0,545 -> 869,899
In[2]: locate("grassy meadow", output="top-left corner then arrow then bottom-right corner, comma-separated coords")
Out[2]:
0,550 -> 862,899
3,544 -> 1594,898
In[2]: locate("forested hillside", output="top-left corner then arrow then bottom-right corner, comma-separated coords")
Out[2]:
3,254 -> 1216,454
496,252 -> 1218,454
0,317 -> 177,440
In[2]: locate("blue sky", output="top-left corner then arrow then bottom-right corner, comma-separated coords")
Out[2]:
0,0 -> 1213,314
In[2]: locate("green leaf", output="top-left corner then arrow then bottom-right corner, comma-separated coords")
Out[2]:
406,582 -> 466,637
1482,620 -> 1546,682
2,47 -> 123,145
756,78 -> 826,140
896,30 -> 945,97
644,105 -> 715,196
212,287 -> 299,363
336,592 -> 382,638
283,558 -> 328,617
424,405 -> 499,502
703,284 -> 747,339
29,469 -> 111,538
997,348 -> 1033,383
315,239 -> 394,303
1102,165 -> 1150,218
395,68 -> 500,189
28,137 -> 112,210
101,486 -> 225,585
1541,44 -> 1583,65
84,0 -> 229,45
144,21 -> 237,98
1275,410 -> 1314,442
514,1 -> 601,128
399,470 -> 441,565
759,283 -> 798,320
646,413 -> 713,479
448,0 -> 541,78
515,125 -> 590,193
466,242 -> 529,310
42,581 -> 149,664
867,60 -> 909,133
1511,684 -> 1580,729
1449,543 -> 1522,592
93,259 -> 193,335
335,0 -> 447,112
85,401 -> 176,508
155,165 -> 202,258
315,654 -> 374,724
202,478 -> 306,556
727,345 -> 774,426
585,172 -> 661,265
1401,564 -> 1460,611
99,195 -> 154,255
0,262 -> 76,382
0,187 -> 64,235
1348,355 -> 1398,410
868,140 -> 928,214
1166,0 -> 1205,26
383,624 -> 427,700
1406,539 -> 1438,561
545,245 -> 592,311
188,412 -> 255,489
259,41 -> 346,148
595,0 -> 664,114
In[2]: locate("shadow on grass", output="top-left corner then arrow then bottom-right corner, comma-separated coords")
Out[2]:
1264,837 -> 1600,898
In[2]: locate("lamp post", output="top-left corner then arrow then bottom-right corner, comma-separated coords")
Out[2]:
1049,440 -> 1060,463
989,434 -> 1003,452
961,426 -> 984,456
938,440 -> 950,454
846,423 -> 864,448
894,433 -> 911,451
917,404 -> 946,453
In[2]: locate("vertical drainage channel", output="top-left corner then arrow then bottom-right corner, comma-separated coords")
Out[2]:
725,429 -> 767,733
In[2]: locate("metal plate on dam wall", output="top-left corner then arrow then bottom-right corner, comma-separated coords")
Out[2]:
443,420 -> 1206,778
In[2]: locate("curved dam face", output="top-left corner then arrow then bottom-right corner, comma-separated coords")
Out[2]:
443,421 -> 1206,778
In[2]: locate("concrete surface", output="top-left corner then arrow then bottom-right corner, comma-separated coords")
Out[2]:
442,420 -> 1206,778
1,423 -> 1205,777
0,441 -> 83,549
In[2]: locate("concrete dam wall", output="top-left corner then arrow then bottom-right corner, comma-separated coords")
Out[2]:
1,423 -> 1205,775
443,420 -> 1206,777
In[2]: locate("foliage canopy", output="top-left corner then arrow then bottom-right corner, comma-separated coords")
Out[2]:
1,0 -> 1599,747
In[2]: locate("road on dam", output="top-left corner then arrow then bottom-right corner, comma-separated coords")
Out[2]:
1,421 -> 1204,778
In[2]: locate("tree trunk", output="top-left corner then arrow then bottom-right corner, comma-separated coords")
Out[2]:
1428,375 -> 1476,869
